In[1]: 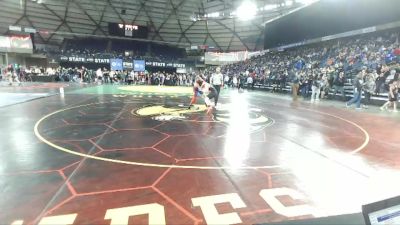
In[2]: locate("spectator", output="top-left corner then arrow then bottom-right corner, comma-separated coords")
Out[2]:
247,75 -> 254,90
332,72 -> 346,101
210,67 -> 224,106
346,72 -> 363,110
310,75 -> 321,103
380,80 -> 399,112
362,74 -> 376,108
291,72 -> 300,101
96,68 -> 103,84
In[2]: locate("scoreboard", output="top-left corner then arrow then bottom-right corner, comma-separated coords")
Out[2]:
108,23 -> 148,39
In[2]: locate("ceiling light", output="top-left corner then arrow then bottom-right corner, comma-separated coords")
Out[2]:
236,1 -> 257,21
285,0 -> 294,6
207,12 -> 220,18
264,4 -> 279,11
297,0 -> 318,5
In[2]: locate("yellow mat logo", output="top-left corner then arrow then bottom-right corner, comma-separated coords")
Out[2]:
134,104 -> 274,132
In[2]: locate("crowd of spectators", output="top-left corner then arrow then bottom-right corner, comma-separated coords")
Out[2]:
51,66 -> 197,86
0,64 -> 198,87
3,38 -> 193,84
219,29 -> 400,105
57,48 -> 179,63
54,38 -> 186,62
34,38 -> 187,66
3,29 -> 400,110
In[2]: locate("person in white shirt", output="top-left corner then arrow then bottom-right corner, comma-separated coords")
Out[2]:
7,65 -> 21,86
96,68 -> 103,84
109,71 -> 115,84
210,67 -> 224,106
224,75 -> 229,89
46,68 -> 55,76
128,70 -> 135,85
159,73 -> 165,86
233,76 -> 238,87
247,76 -> 253,89
8,71 -> 21,86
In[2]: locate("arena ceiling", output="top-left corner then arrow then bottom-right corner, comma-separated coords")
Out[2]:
0,0 -> 315,51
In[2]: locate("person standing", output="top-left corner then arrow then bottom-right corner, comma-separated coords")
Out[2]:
210,67 -> 224,106
332,72 -> 346,101
310,75 -> 321,103
346,72 -> 363,110
320,74 -> 329,99
233,75 -> 238,88
159,72 -> 165,86
224,74 -> 230,89
380,80 -> 399,112
81,66 -> 87,83
7,65 -> 21,86
96,68 -> 103,84
238,74 -> 246,92
103,68 -> 110,84
362,74 -> 375,109
375,66 -> 389,95
246,75 -> 253,90
291,72 -> 300,101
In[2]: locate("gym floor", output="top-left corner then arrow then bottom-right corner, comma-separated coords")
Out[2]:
0,83 -> 399,225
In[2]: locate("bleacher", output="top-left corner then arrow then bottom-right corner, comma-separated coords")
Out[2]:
218,28 -> 400,106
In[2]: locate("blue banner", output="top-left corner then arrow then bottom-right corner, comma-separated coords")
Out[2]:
110,58 -> 123,71
134,60 -> 145,72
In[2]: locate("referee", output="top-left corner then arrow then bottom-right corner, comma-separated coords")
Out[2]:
210,67 -> 224,106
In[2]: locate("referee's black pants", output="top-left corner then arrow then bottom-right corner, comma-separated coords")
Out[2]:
213,84 -> 221,106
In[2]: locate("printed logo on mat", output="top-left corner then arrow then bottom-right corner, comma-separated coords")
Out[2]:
134,104 -> 274,132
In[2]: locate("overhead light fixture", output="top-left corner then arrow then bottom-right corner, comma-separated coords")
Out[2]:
236,1 -> 257,21
263,4 -> 279,11
296,0 -> 318,5
285,0 -> 294,6
206,12 -> 220,18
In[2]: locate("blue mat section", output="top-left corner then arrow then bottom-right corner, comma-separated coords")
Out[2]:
0,93 -> 53,107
